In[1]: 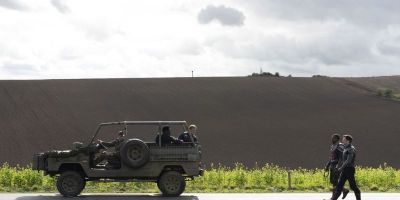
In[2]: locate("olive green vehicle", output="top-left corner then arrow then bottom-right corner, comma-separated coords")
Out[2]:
32,121 -> 203,197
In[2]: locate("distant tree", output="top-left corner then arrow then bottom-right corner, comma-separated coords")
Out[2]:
262,72 -> 273,76
312,75 -> 328,78
249,71 -> 281,77
249,72 -> 259,77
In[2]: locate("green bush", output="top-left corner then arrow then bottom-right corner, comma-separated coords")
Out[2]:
377,88 -> 395,98
1,162 -> 399,192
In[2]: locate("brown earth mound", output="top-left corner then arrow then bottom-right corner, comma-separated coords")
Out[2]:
0,77 -> 399,168
344,76 -> 400,92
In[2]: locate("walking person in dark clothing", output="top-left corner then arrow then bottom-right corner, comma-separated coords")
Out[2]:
331,135 -> 361,200
325,134 -> 349,199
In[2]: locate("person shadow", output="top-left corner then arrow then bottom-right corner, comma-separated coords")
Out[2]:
16,194 -> 199,200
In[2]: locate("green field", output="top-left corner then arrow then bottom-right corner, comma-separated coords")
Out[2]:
1,163 -> 399,192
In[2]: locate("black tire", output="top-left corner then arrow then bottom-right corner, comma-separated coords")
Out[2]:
120,139 -> 150,169
56,171 -> 86,197
157,179 -> 161,191
158,171 -> 186,197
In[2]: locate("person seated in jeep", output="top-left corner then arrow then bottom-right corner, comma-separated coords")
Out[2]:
155,126 -> 183,145
93,130 -> 125,169
178,124 -> 198,143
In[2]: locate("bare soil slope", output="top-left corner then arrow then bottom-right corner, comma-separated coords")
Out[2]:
344,76 -> 400,92
0,77 -> 399,168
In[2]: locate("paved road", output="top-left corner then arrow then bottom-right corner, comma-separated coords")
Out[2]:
1,193 -> 399,200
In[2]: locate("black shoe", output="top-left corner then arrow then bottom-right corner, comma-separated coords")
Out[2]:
331,190 -> 341,200
342,189 -> 349,199
355,193 -> 361,200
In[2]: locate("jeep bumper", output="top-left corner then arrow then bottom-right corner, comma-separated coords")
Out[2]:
32,153 -> 46,171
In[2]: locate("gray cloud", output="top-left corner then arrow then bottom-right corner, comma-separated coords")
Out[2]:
0,0 -> 27,11
195,1 -> 400,76
1,62 -> 38,75
378,43 -> 400,57
206,30 -> 372,67
243,0 -> 400,28
198,5 -> 245,26
376,34 -> 400,57
51,0 -> 70,14
204,21 -> 381,76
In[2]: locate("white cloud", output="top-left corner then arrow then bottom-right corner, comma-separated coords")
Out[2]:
176,39 -> 204,56
0,0 -> 400,79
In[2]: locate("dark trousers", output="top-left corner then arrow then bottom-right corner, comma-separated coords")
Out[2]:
330,168 -> 348,197
332,167 -> 361,200
329,168 -> 340,186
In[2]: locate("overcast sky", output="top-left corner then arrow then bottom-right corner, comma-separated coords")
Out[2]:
1,0 -> 400,79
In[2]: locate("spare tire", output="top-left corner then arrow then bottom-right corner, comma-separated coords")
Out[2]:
120,139 -> 150,168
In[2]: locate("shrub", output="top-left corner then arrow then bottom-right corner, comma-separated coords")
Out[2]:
377,88 -> 395,98
1,163 -> 400,192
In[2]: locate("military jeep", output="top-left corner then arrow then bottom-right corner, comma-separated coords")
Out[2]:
32,121 -> 203,197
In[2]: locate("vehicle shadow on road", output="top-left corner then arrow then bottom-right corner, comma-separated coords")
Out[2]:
16,194 -> 199,200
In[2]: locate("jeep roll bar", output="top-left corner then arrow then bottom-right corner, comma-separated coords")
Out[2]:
88,121 -> 194,146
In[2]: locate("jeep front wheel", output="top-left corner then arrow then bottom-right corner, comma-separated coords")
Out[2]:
56,171 -> 86,197
158,171 -> 186,197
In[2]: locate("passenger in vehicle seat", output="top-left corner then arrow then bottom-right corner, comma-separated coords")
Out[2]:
155,126 -> 183,145
178,124 -> 198,143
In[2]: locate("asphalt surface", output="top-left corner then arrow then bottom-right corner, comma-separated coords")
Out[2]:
1,193 -> 400,200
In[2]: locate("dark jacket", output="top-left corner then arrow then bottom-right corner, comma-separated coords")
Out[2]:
326,143 -> 344,170
155,133 -> 182,145
178,132 -> 198,143
338,144 -> 356,170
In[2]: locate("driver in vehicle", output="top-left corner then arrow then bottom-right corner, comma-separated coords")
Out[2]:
155,126 -> 183,145
93,130 -> 125,169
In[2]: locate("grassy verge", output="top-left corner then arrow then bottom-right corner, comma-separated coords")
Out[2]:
0,163 -> 399,192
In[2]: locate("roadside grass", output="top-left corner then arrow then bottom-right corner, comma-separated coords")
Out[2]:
0,163 -> 399,193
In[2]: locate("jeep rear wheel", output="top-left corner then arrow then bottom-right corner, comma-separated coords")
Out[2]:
56,171 -> 86,197
158,171 -> 186,197
120,139 -> 150,168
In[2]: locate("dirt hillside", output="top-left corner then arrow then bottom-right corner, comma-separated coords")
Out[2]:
0,77 -> 399,168
344,76 -> 400,92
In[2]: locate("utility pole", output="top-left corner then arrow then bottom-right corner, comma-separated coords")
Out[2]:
192,70 -> 194,78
